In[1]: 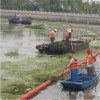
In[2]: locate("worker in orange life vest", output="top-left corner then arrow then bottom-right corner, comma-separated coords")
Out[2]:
49,29 -> 57,44
84,48 -> 96,76
68,55 -> 79,82
65,29 -> 73,46
26,14 -> 32,19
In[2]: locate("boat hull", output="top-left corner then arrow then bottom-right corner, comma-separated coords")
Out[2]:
9,18 -> 32,24
36,39 -> 90,55
60,71 -> 99,92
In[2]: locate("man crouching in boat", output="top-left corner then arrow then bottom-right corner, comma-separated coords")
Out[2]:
84,48 -> 96,76
68,56 -> 79,82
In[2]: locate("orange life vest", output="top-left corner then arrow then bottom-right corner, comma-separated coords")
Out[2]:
26,14 -> 31,18
49,32 -> 55,39
66,31 -> 71,38
86,54 -> 93,64
70,59 -> 79,70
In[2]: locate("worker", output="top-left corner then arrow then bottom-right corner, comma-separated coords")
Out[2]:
26,14 -> 32,19
29,14 -> 32,19
16,14 -> 22,23
68,55 -> 79,82
65,29 -> 73,46
84,48 -> 96,76
12,13 -> 17,22
49,29 -> 57,44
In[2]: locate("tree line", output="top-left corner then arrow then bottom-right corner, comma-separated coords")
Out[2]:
1,0 -> 100,14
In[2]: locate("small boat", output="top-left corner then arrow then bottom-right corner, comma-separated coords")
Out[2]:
36,39 -> 90,55
9,17 -> 32,24
60,71 -> 99,92
9,18 -> 20,24
21,18 -> 32,24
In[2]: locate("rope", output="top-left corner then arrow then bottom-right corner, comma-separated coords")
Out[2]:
68,23 -> 100,36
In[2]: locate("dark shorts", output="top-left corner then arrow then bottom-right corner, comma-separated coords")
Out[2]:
66,37 -> 70,46
87,67 -> 95,76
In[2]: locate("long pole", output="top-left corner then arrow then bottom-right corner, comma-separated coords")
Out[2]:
61,58 -> 70,78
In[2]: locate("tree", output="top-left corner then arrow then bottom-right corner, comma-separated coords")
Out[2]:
1,0 -> 100,14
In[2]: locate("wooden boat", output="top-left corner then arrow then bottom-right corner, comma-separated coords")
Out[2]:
60,71 -> 99,92
36,39 -> 90,55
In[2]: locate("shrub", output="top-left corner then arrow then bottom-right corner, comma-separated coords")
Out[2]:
5,49 -> 19,56
25,24 -> 45,30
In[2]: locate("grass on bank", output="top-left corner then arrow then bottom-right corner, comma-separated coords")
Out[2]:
82,34 -> 100,40
5,49 -> 19,56
1,15 -> 10,19
25,24 -> 45,30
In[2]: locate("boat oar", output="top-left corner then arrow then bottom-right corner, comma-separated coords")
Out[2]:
70,38 -> 75,54
60,59 -> 70,80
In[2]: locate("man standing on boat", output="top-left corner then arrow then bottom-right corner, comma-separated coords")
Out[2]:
65,29 -> 73,46
85,48 -> 96,76
11,13 -> 17,23
26,14 -> 32,19
49,29 -> 57,45
68,56 -> 79,82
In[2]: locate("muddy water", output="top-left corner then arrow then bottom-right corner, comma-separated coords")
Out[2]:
32,56 -> 100,100
0,19 -> 82,62
0,19 -> 49,62
1,19 -> 70,62
1,19 -> 100,62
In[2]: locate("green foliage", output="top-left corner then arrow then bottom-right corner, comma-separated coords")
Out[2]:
2,83 -> 28,95
53,42 -> 66,49
82,34 -> 100,40
5,49 -> 19,56
82,34 -> 97,37
25,24 -> 45,30
1,0 -> 100,14
49,41 -> 68,53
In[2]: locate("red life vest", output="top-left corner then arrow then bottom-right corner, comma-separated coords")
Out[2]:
86,54 -> 96,64
66,31 -> 71,38
49,32 -> 55,39
70,60 -> 79,70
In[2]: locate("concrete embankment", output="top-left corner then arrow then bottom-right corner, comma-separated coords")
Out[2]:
1,9 -> 100,25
